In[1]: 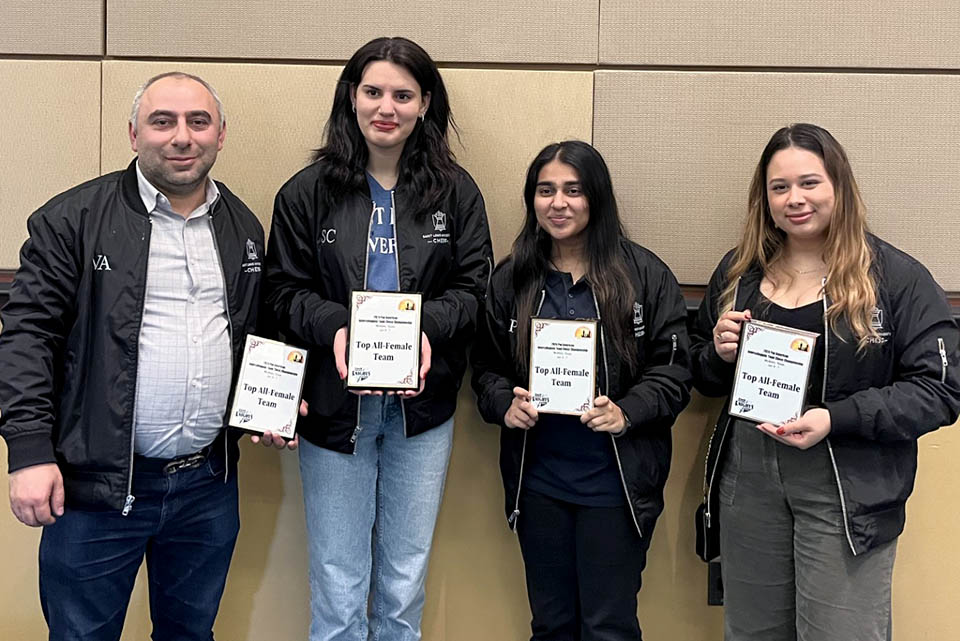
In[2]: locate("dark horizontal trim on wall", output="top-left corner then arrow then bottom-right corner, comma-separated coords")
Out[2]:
681,284 -> 960,321
3,53 -> 959,76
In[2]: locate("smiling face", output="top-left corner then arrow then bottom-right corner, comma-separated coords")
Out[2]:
352,60 -> 429,154
766,146 -> 835,244
534,159 -> 590,248
128,75 -> 224,200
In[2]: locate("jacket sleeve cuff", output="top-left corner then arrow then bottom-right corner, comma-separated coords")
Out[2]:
6,432 -> 57,474
420,311 -> 441,347
824,398 -> 859,439
318,307 -> 349,347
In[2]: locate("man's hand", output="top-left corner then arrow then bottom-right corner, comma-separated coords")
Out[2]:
9,463 -> 64,527
249,400 -> 307,450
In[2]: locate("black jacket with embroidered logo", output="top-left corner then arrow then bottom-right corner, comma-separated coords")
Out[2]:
471,238 -> 692,538
264,162 -> 492,453
0,159 -> 265,511
691,235 -> 960,555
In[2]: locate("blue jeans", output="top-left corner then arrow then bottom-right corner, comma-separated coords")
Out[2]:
299,395 -> 454,641
39,451 -> 239,641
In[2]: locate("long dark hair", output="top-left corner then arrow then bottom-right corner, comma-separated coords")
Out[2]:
312,37 -> 460,217
511,141 -> 637,373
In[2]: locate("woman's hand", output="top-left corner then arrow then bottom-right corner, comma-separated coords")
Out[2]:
756,408 -> 831,450
504,387 -> 538,429
581,396 -> 627,434
335,325 -> 384,396
396,333 -> 431,398
713,309 -> 752,363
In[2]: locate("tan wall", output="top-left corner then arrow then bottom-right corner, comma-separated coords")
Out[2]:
1,2 -> 959,640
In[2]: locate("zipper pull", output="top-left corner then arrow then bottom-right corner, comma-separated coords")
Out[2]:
122,494 -> 135,516
670,333 -> 678,365
508,509 -> 520,527
705,510 -> 711,528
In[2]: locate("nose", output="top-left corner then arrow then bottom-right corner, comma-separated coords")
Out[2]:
551,192 -> 567,209
787,184 -> 805,206
170,117 -> 191,147
378,99 -> 395,117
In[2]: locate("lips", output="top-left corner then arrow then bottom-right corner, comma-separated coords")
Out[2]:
786,211 -> 813,224
372,121 -> 398,131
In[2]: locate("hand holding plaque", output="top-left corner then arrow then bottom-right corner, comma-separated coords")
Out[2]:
229,335 -> 307,439
729,320 -> 819,426
347,291 -> 422,391
528,318 -> 597,415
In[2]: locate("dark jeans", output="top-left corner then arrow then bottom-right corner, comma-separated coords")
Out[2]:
39,450 -> 239,641
517,489 -> 650,641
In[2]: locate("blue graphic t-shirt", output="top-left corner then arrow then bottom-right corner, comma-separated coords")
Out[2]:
365,173 -> 399,292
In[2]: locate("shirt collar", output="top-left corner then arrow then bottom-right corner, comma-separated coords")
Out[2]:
135,160 -> 220,218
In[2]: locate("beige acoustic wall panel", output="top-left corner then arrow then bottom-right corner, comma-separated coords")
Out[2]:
0,61 -> 101,268
100,61 -> 591,640
0,1 -> 103,55
594,70 -> 960,290
600,1 -> 960,68
106,0 -> 598,64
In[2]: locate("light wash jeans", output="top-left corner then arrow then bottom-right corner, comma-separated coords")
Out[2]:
299,394 -> 454,641
718,419 -> 897,641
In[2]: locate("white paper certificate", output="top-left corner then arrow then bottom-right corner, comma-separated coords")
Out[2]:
729,320 -> 820,425
347,291 -> 422,390
528,318 -> 597,416
228,335 -> 307,438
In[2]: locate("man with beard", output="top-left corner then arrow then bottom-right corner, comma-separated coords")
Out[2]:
0,72 -> 264,640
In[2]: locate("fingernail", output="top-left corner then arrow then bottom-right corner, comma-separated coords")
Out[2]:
776,428 -> 785,435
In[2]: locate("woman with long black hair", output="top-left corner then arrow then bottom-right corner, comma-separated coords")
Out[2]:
691,123 -> 960,640
472,140 -> 691,640
264,37 -> 492,641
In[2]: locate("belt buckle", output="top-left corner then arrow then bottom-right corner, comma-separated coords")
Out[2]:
162,452 -> 206,475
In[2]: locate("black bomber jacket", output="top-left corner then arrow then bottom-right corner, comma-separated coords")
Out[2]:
0,159 -> 265,511
691,236 -> 960,555
264,162 -> 493,453
471,238 -> 692,539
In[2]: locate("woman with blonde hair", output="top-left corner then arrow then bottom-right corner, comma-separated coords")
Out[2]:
691,123 -> 960,640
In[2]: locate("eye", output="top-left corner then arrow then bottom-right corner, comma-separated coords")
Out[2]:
537,186 -> 555,197
364,87 -> 380,97
801,179 -> 820,188
395,92 -> 413,102
190,118 -> 211,129
770,184 -> 787,193
566,186 -> 582,196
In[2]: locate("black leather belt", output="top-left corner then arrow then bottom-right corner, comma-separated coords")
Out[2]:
134,444 -> 213,475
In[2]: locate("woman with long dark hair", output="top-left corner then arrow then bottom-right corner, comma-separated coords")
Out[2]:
264,37 -> 492,640
691,123 -> 960,640
472,140 -> 691,640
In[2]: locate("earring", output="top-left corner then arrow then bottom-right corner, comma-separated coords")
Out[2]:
419,112 -> 425,122
351,103 -> 356,113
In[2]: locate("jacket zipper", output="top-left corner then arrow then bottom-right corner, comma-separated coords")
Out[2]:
703,277 -> 741,528
508,289 -> 546,531
669,334 -> 678,365
939,337 -> 948,384
123,215 -> 155,516
591,290 -> 643,538
390,191 -> 409,438
210,212 -> 235,485
820,287 -> 857,556
349,199 -> 379,450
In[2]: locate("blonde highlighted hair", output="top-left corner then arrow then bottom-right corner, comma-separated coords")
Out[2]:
719,124 -> 878,349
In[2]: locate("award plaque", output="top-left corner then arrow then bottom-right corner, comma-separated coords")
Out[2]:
347,291 -> 422,391
528,318 -> 597,415
228,335 -> 307,439
729,320 -> 820,425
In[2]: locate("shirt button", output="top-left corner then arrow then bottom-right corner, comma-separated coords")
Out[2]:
568,293 -> 574,299
568,309 -> 576,316
189,296 -> 196,304
192,336 -> 199,343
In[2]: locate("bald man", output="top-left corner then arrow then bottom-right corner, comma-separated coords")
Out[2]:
0,72 -> 263,640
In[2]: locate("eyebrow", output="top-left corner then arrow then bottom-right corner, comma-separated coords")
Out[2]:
146,109 -> 212,121
360,83 -> 415,92
768,173 -> 824,184
537,180 -> 582,187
